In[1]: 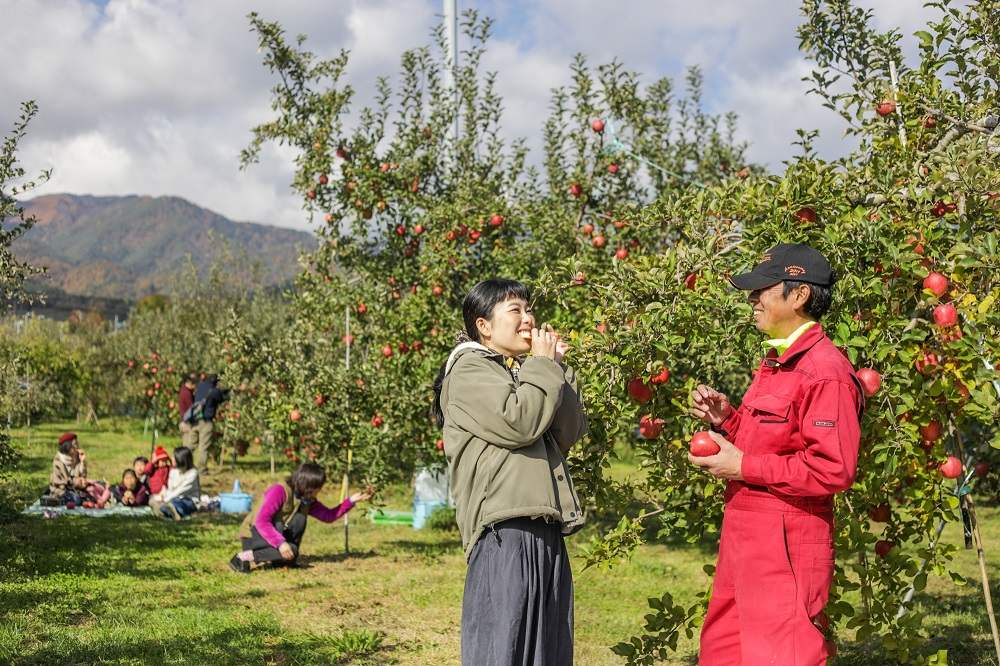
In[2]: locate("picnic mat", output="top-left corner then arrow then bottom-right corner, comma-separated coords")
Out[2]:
22,496 -> 223,518
22,500 -> 154,517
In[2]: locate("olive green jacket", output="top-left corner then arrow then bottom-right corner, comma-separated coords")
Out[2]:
440,343 -> 588,561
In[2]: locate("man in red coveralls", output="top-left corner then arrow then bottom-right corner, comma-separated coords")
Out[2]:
689,244 -> 863,666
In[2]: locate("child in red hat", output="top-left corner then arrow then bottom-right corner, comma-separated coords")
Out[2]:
144,446 -> 172,495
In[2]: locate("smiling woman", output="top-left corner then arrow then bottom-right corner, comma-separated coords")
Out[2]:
429,278 -> 588,666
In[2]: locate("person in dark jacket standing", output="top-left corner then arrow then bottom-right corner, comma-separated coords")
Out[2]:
689,244 -> 863,666
192,374 -> 229,476
177,374 -> 198,448
431,278 -> 587,666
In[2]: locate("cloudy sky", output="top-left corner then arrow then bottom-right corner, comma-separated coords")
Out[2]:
1,0 -> 938,231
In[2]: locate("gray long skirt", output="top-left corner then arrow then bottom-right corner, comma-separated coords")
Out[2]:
461,516 -> 574,666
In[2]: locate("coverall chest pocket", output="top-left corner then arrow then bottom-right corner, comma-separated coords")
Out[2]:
744,395 -> 794,455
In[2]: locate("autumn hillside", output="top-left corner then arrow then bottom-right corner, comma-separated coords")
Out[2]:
11,194 -> 313,301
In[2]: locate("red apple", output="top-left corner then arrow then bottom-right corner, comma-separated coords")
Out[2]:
436,439 -> 444,450
607,163 -> 619,174
627,377 -> 654,402
382,345 -> 393,358
939,456 -> 963,479
306,189 -> 316,199
413,341 -> 424,352
153,382 -> 161,390
856,368 -> 882,398
290,409 -> 302,422
343,334 -> 355,345
869,503 -> 890,522
591,119 -> 605,133
396,225 -> 406,236
318,173 -> 328,185
650,366 -> 670,385
254,437 -> 261,445
399,343 -> 410,354
581,223 -> 594,235
923,272 -> 949,297
825,639 -> 838,658
915,352 -> 940,375
413,223 -> 424,235
876,100 -> 896,116
128,361 -> 135,368
570,183 -> 583,197
974,461 -> 990,478
371,416 -> 383,428
933,303 -> 958,327
919,420 -> 942,441
146,389 -> 154,397
684,273 -> 698,290
875,539 -> 894,559
432,285 -> 444,296
411,285 -> 418,294
639,415 -> 663,439
615,248 -> 629,260
490,214 -> 503,227
592,235 -> 606,248
316,394 -> 324,405
792,207 -> 816,224
357,303 -> 367,314
457,224 -> 468,237
690,432 -> 721,457
168,401 -> 175,410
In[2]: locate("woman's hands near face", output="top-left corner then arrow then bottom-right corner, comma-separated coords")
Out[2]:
531,323 -> 559,360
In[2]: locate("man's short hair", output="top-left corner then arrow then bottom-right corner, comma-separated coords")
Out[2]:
783,280 -> 835,320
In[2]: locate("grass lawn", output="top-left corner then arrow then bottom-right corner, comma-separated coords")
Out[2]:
1,420 -> 998,665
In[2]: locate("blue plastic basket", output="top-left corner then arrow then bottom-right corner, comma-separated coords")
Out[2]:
219,492 -> 252,513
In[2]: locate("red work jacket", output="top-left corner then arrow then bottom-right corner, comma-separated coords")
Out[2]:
718,324 -> 864,506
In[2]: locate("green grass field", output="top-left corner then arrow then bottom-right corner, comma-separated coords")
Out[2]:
1,420 -> 998,665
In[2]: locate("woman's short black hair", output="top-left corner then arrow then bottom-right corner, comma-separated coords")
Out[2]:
122,468 -> 138,481
462,278 -> 531,343
287,463 -> 327,497
133,456 -> 148,466
173,446 -> 194,472
782,279 -> 835,320
58,438 -> 77,455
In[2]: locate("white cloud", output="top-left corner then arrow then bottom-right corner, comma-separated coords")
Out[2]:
0,0 -> 951,230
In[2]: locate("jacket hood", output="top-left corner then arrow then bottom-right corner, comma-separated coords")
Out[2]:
443,342 -> 496,376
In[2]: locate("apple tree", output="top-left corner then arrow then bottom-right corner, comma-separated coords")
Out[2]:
224,10 -> 757,494
536,1 -> 1000,663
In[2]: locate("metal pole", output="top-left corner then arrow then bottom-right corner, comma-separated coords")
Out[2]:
443,0 -> 459,147
344,306 -> 351,554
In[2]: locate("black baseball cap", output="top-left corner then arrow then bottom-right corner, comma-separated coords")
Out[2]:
729,244 -> 835,290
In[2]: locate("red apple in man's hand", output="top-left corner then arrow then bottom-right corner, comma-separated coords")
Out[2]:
639,415 -> 663,439
856,368 -> 882,398
689,432 -> 721,457
933,303 -> 958,327
627,377 -> 654,403
939,456 -> 963,479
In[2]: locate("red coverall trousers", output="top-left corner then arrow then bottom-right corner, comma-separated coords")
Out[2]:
699,492 -> 834,666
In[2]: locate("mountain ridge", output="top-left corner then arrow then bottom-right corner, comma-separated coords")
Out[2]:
12,193 -> 313,302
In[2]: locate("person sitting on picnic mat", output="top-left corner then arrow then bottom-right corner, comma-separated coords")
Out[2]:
229,462 -> 373,573
154,446 -> 201,520
48,432 -> 112,507
111,468 -> 149,507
